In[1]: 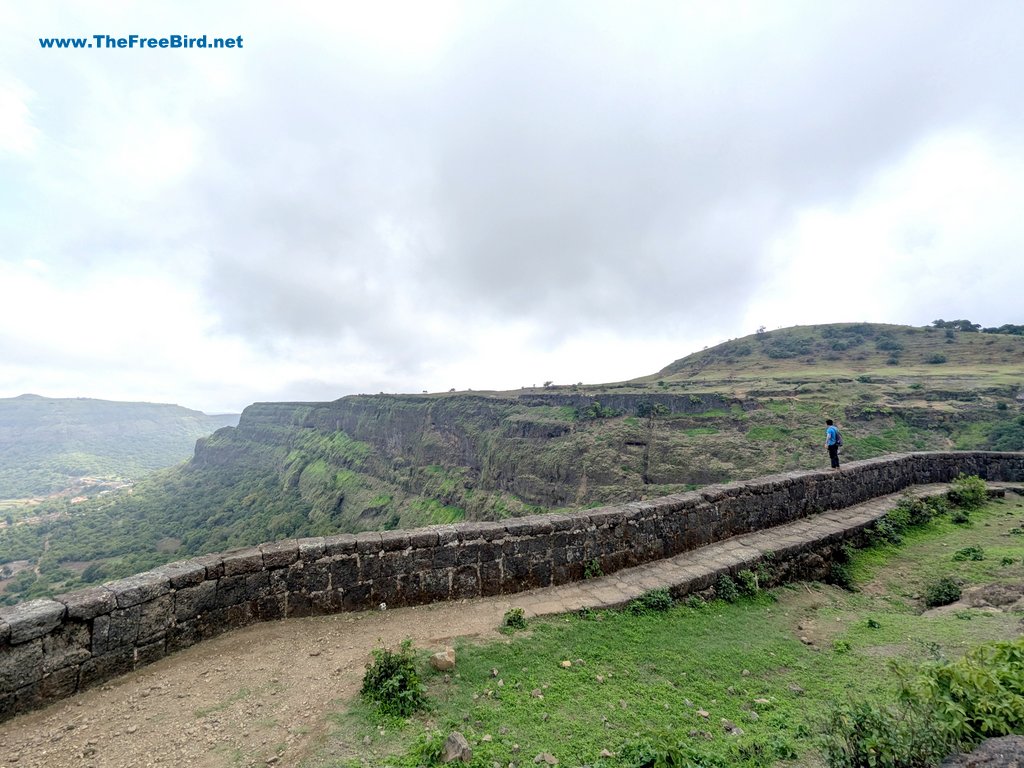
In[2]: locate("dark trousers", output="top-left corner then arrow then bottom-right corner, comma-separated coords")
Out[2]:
828,444 -> 840,468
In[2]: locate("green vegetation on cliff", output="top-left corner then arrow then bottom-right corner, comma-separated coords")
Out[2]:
1,322 -> 1021,602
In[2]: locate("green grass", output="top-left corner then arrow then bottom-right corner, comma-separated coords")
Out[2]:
745,426 -> 790,442
304,494 -> 1024,767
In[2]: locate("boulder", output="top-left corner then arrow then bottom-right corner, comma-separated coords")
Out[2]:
441,731 -> 472,763
431,646 -> 456,671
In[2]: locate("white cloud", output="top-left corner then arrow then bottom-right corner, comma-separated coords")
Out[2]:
747,130 -> 1024,331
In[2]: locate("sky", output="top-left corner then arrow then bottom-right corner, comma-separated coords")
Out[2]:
1,1 -> 1022,414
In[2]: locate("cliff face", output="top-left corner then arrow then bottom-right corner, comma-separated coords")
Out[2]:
190,391 -> 748,528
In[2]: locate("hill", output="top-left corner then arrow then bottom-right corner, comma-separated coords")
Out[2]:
1,322 -> 1021,603
0,395 -> 239,499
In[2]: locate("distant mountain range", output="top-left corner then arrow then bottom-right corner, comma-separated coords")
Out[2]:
0,395 -> 239,499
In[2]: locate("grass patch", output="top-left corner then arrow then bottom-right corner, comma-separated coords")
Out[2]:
745,425 -> 790,442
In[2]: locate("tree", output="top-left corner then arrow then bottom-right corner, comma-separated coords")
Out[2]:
932,319 -> 980,332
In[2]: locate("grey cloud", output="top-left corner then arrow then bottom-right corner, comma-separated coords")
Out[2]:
185,1 -> 1024,356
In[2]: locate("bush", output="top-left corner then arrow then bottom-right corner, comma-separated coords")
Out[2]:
503,607 -> 527,630
715,574 -> 739,603
868,516 -> 904,546
903,637 -> 1024,746
948,475 -> 987,511
360,639 -> 428,717
926,354 -> 948,364
736,569 -> 760,596
924,577 -> 962,607
820,698 -> 953,768
627,588 -> 674,615
952,546 -> 984,562
584,559 -> 604,579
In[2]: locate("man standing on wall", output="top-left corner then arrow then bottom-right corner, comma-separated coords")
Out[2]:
825,419 -> 841,471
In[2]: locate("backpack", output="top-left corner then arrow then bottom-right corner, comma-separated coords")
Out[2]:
834,428 -> 843,448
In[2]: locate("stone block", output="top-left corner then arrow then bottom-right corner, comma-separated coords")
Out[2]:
451,566 -> 479,599
107,572 -> 171,609
286,559 -> 330,594
260,540 -> 299,568
222,547 -> 264,577
175,580 -> 217,621
42,620 -> 91,674
370,577 -> 404,607
138,595 -> 174,643
322,533 -> 357,557
135,638 -> 167,667
408,530 -> 438,549
58,587 -> 116,621
420,569 -> 450,601
78,647 -> 134,690
0,639 -> 43,692
297,537 -> 326,562
167,623 -> 200,654
354,531 -> 383,553
40,665 -> 79,701
378,530 -> 410,552
106,605 -> 141,649
156,560 -> 207,589
329,555 -> 359,590
342,582 -> 371,611
432,544 -> 459,569
455,543 -> 481,566
0,599 -> 66,644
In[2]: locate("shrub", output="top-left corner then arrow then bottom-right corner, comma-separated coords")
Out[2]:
951,509 -> 971,525
924,577 -> 962,607
584,559 -> 604,579
820,698 -> 953,768
829,561 -> 855,590
902,637 -> 1024,746
503,607 -> 527,630
360,639 -> 428,717
868,517 -> 903,546
926,354 -> 948,364
715,574 -> 739,603
684,594 -> 706,609
952,546 -> 984,562
627,588 -> 674,615
736,569 -> 760,596
948,475 -> 988,511
924,495 -> 949,518
828,545 -> 857,590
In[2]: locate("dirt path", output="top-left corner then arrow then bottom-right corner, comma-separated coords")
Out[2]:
0,596 -> 524,768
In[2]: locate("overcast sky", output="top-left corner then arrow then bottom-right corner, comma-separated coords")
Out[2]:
1,1 -> 1022,414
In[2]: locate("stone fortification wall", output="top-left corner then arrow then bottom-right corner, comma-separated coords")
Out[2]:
2,451 -> 1023,721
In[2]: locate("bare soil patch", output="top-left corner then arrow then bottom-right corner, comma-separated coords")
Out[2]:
0,597 -> 520,768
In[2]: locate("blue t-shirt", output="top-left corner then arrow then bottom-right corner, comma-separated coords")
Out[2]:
826,425 -> 838,446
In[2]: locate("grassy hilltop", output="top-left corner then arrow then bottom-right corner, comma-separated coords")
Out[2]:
1,322 -> 1021,603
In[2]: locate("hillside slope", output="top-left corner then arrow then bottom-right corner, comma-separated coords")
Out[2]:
0,395 -> 239,498
1,322 -> 1021,603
